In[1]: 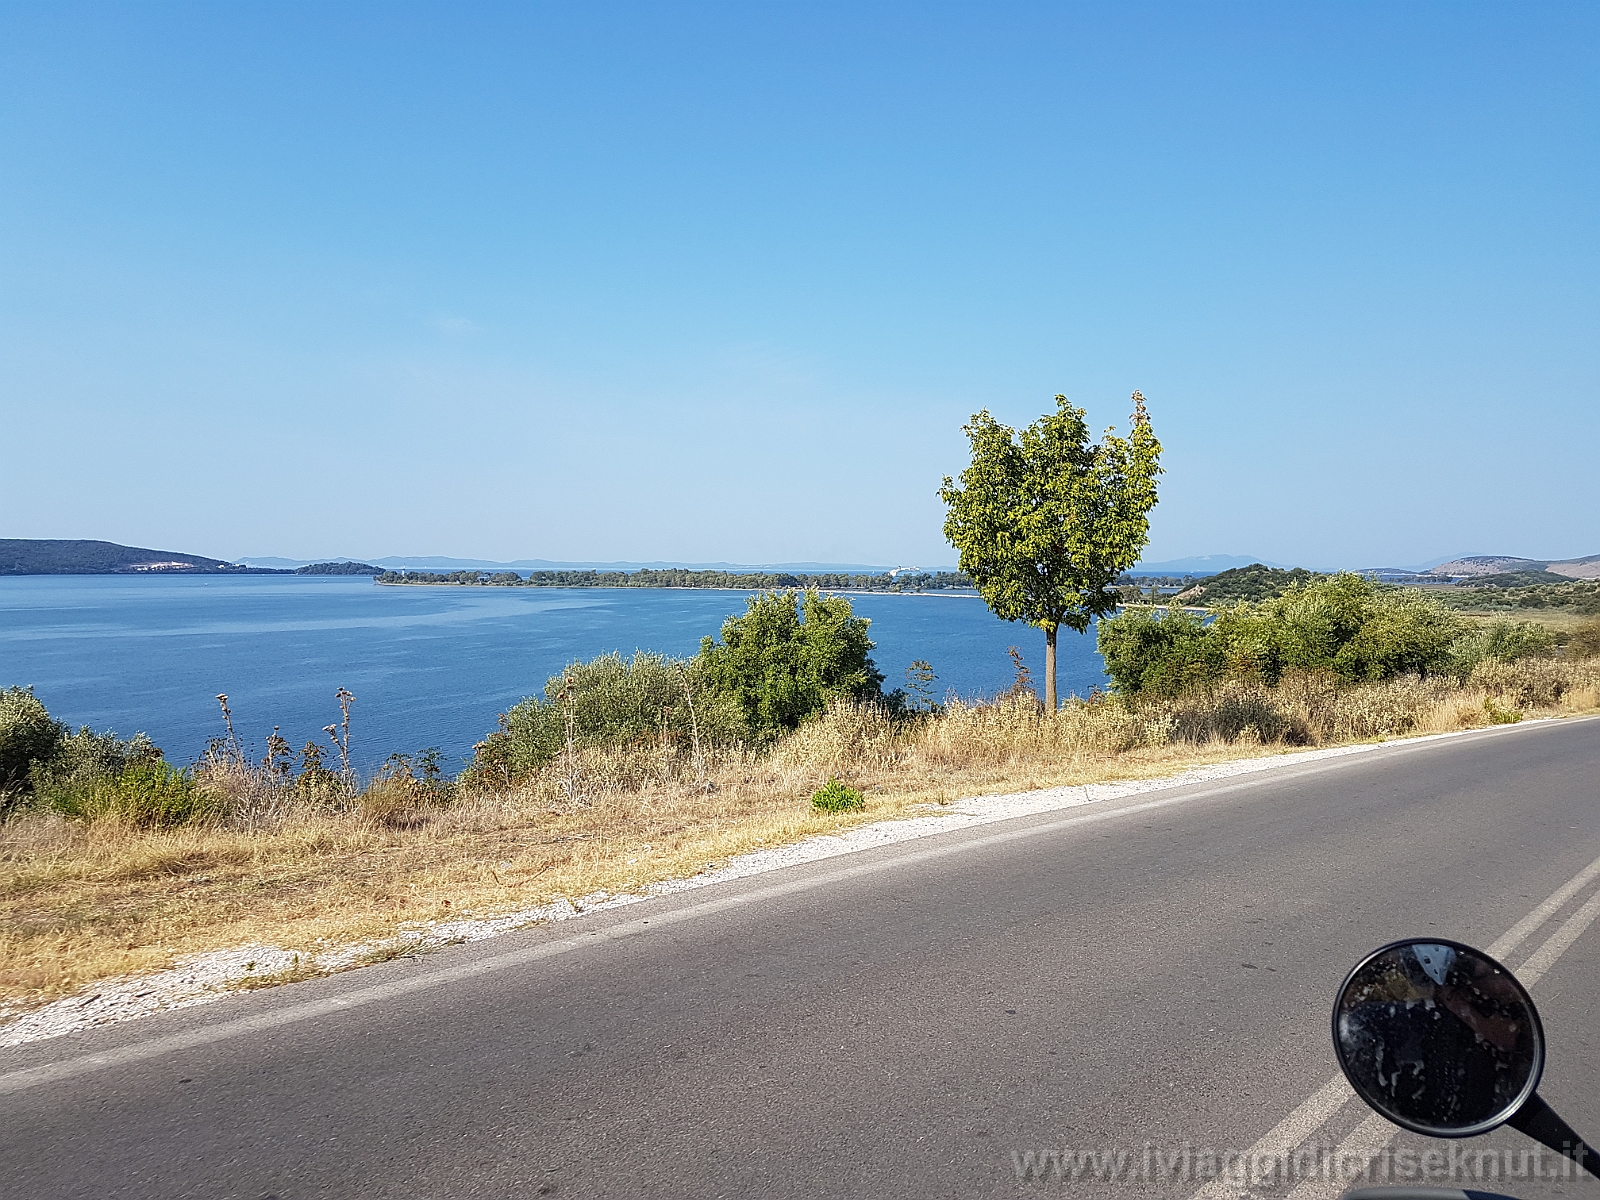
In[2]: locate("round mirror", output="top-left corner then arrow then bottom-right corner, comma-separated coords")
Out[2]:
1333,938 -> 1543,1137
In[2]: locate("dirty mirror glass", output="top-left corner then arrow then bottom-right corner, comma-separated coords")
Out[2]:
1333,939 -> 1543,1137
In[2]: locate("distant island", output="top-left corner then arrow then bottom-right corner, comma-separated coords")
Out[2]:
0,540 -> 381,577
295,561 -> 382,575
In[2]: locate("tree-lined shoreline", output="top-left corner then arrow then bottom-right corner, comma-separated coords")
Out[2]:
373,567 -> 975,592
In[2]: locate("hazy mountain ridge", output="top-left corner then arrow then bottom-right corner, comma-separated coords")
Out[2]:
1427,554 -> 1600,581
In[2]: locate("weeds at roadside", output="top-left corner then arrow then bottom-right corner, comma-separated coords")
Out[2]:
1,657 -> 1598,1016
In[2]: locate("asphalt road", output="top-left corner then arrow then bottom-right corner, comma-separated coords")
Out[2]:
3,717 -> 1599,1200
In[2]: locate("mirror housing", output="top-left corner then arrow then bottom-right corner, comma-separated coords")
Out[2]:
1332,939 -> 1543,1138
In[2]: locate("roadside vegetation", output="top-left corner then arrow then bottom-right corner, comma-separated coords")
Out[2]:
1136,566 -> 1600,645
3,582 -> 1598,1016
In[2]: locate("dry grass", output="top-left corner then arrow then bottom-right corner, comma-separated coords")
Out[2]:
3,660 -> 1598,1013
1457,609 -> 1600,637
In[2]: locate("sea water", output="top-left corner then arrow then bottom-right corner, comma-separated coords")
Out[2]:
0,575 -> 1107,771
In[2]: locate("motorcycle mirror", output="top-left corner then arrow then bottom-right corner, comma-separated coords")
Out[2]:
1332,938 -> 1543,1138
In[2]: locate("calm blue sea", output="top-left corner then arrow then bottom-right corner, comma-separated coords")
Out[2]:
0,576 -> 1107,772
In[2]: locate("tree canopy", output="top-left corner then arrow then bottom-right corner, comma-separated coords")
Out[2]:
940,392 -> 1162,709
698,589 -> 885,739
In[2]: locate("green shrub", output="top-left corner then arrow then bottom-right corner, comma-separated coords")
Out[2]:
811,777 -> 865,812
1484,697 -> 1523,725
1098,575 -> 1470,695
1097,607 -> 1227,697
468,652 -> 745,785
0,686 -> 65,807
48,760 -> 215,827
1450,620 -> 1557,676
699,590 -> 886,739
1329,590 -> 1467,681
29,725 -> 165,810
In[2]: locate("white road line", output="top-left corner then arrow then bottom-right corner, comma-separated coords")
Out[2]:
1517,887 -> 1600,988
1283,1111 -> 1394,1200
1487,854 -> 1600,961
1188,847 -> 1600,1200
1187,1078 -> 1357,1200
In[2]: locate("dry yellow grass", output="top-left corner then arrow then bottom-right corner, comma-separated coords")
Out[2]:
3,659 -> 1597,1015
1456,609 -> 1599,637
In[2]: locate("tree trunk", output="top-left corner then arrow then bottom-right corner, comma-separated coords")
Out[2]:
1044,624 -> 1057,712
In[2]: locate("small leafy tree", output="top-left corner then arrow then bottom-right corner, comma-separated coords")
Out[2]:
940,393 -> 1163,709
904,660 -> 939,712
698,589 -> 884,739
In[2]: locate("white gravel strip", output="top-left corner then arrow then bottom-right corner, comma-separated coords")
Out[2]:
0,722 -> 1539,1048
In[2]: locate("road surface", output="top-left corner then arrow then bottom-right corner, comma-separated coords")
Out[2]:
3,717 -> 1598,1199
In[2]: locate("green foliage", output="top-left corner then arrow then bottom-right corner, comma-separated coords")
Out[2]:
1098,575 -> 1477,696
1173,564 -> 1324,606
0,538 -> 240,575
1322,588 -> 1467,681
31,724 -> 162,790
811,778 -> 865,812
1484,696 -> 1523,725
378,748 -> 451,795
1096,608 -> 1228,697
468,652 -> 745,784
295,561 -> 381,575
1466,570 -> 1574,587
904,660 -> 940,712
1569,619 -> 1600,660
3,686 -> 179,820
0,686 -> 64,805
1450,620 -> 1556,675
940,392 -> 1161,708
698,590 -> 885,740
1432,579 -> 1600,616
46,760 -> 214,827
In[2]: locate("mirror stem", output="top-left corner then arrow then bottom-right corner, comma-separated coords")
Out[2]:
1507,1093 -> 1600,1178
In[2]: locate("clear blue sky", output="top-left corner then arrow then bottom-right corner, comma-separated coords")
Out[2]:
4,2 -> 1595,570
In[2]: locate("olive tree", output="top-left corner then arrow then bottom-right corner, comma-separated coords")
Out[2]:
940,393 -> 1162,710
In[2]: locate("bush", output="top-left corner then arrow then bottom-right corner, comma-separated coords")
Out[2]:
1567,619 -> 1600,660
699,590 -> 886,739
1097,607 -> 1226,697
1098,576 -> 1471,695
0,686 -> 65,807
468,652 -> 745,785
811,777 -> 865,812
47,760 -> 215,827
1450,620 -> 1556,676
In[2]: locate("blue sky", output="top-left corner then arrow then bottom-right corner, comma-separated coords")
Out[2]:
3,2 -> 1595,570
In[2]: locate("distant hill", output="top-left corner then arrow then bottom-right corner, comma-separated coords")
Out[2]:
1428,554 -> 1600,581
0,539 -> 282,575
1128,553 -> 1295,577
1172,564 -> 1323,606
